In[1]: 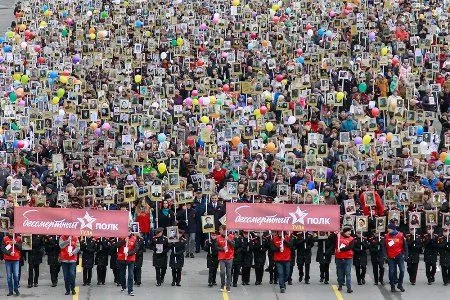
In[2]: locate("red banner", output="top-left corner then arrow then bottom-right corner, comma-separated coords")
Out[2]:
14,207 -> 129,237
226,203 -> 340,232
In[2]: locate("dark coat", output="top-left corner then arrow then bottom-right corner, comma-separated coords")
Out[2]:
44,235 -> 60,266
176,208 -> 196,234
232,236 -> 243,265
81,237 -> 97,269
95,238 -> 110,267
169,236 -> 187,268
27,235 -> 44,265
109,237 -> 119,270
353,236 -> 369,266
239,236 -> 253,268
405,233 -> 422,264
151,235 -> 169,268
203,238 -> 219,269
252,236 -> 269,267
206,203 -> 225,229
134,237 -> 145,268
315,236 -> 334,264
368,234 -> 385,263
437,236 -> 450,267
294,232 -> 314,265
157,209 -> 175,230
423,234 -> 438,264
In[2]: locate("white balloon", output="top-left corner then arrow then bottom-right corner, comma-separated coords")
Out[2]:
288,116 -> 296,125
86,11 -> 93,17
58,109 -> 65,116
160,52 -> 167,60
307,29 -> 313,37
20,42 -> 27,49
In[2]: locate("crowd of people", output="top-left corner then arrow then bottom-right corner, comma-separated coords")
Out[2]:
0,0 -> 449,297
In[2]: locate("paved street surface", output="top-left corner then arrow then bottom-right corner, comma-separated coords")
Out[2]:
0,0 -> 15,32
0,250 -> 449,300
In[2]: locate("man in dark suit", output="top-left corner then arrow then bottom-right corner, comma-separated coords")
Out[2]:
206,194 -> 225,230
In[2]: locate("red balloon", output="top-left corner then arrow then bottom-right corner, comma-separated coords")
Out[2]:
275,74 -> 284,82
305,23 -> 313,30
372,107 -> 380,117
37,57 -> 46,64
260,106 -> 268,114
186,136 -> 195,146
222,84 -> 230,92
17,140 -> 25,149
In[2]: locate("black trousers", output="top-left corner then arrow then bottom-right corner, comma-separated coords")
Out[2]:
134,265 -> 142,284
298,263 -> 310,281
372,261 -> 385,283
425,262 -> 436,281
255,266 -> 264,283
287,264 -> 294,282
49,264 -> 60,285
28,264 -> 40,286
442,266 -> 449,284
208,267 -> 218,284
355,264 -> 367,283
97,265 -> 107,284
407,262 -> 418,283
241,266 -> 251,284
232,264 -> 241,285
83,267 -> 92,284
155,267 -> 167,284
112,267 -> 119,284
171,268 -> 182,283
269,263 -> 278,282
319,263 -> 330,281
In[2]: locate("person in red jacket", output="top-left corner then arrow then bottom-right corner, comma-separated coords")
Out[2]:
216,225 -> 234,293
272,231 -> 292,293
211,161 -> 227,188
335,227 -> 354,293
116,232 -> 138,296
59,235 -> 80,295
2,227 -> 22,296
359,187 -> 385,217
383,222 -> 408,293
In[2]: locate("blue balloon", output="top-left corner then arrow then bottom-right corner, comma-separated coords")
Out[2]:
42,5 -> 48,12
326,30 -> 332,37
318,28 -> 325,36
12,140 -> 18,148
247,43 -> 254,50
49,71 -> 58,79
3,45 -> 12,52
285,7 -> 292,14
0,37 -> 5,43
296,56 -> 304,64
197,139 -> 205,148
416,126 -> 424,135
135,20 -> 143,28
157,133 -> 166,143
48,78 -> 55,84
307,181 -> 315,190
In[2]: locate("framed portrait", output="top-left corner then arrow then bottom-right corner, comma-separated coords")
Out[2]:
409,212 -> 421,229
376,216 -> 386,233
388,210 -> 400,225
342,215 -> 355,229
442,213 -> 450,230
21,234 -> 32,251
344,199 -> 356,215
0,198 -> 6,215
425,210 -> 438,226
124,185 -> 136,202
0,216 -> 10,232
201,215 -> 215,233
364,191 -> 376,207
10,179 -> 23,194
355,216 -> 368,232
167,226 -> 179,242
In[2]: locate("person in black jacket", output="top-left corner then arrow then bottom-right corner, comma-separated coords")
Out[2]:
423,229 -> 438,285
157,199 -> 175,233
27,234 -> 44,288
169,229 -> 187,286
108,237 -> 120,286
151,227 -> 169,286
95,237 -> 110,285
294,231 -> 314,284
231,231 -> 242,287
315,233 -> 334,284
44,235 -> 61,287
368,232 -> 385,285
437,230 -> 450,285
266,232 -> 278,284
133,234 -> 145,286
240,231 -> 253,285
252,232 -> 269,285
405,229 -> 422,285
206,195 -> 225,230
203,232 -> 219,287
353,232 -> 369,285
81,237 -> 97,286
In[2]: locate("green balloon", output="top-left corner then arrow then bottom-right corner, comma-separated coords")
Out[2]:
61,29 -> 69,37
100,11 -> 108,19
57,88 -> 65,97
170,39 -> 178,47
390,81 -> 397,93
445,156 -> 450,165
358,82 -> 367,93
9,92 -> 17,102
21,75 -> 29,84
11,123 -> 19,131
260,132 -> 268,141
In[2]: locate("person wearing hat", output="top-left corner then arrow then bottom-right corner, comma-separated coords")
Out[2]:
203,231 -> 219,287
335,227 -> 355,293
383,222 -> 408,292
2,226 -> 22,296
169,228 -> 187,286
151,227 -> 169,286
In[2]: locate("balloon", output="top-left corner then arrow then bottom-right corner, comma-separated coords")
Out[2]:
191,90 -> 199,97
231,136 -> 241,147
18,100 -> 25,107
61,28 -> 69,37
260,106 -> 268,114
287,116 -> 296,125
222,84 -> 230,92
296,56 -> 304,64
201,116 -> 210,124
157,163 -> 167,174
51,96 -> 60,105
318,28 -> 325,36
260,132 -> 268,141
275,74 -> 284,82
157,133 -> 166,143
381,47 -> 388,56
371,107 -> 380,117
134,75 -> 142,83
176,37 -> 183,46
358,82 -> 367,93
266,142 -> 276,152
72,55 -> 80,64
354,137 -> 362,145
378,136 -> 386,143
416,126 -> 424,135
135,20 -> 143,28
390,81 -> 397,93
57,88 -> 65,97
307,29 -> 313,37
440,152 -> 447,162
386,132 -> 393,142
254,109 -> 261,116
362,135 -> 371,145
265,122 -> 274,132
90,122 -> 98,130
94,128 -> 101,135
89,33 -> 96,40
336,92 -> 344,101
9,92 -> 17,102
59,76 -> 68,84
186,136 -> 195,146
445,156 -> 450,166
101,123 -> 111,130
419,141 -> 428,153
160,52 -> 167,60
231,0 -> 240,6
17,140 -> 25,149
100,11 -> 108,19
368,31 -> 376,40
307,181 -> 315,190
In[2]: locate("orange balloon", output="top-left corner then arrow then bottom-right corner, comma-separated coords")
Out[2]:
89,28 -> 96,34
266,142 -> 276,152
440,152 -> 447,162
231,136 -> 241,147
16,88 -> 24,97
261,40 -> 268,47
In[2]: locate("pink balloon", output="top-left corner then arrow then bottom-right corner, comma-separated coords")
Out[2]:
378,136 -> 386,143
101,122 -> 111,130
191,90 -> 199,97
184,97 -> 192,106
372,107 -> 380,117
260,106 -> 268,114
198,97 -> 204,105
276,74 -> 284,82
199,23 -> 207,30
95,128 -> 102,135
18,100 -> 25,106
17,140 -> 25,149
206,125 -> 213,132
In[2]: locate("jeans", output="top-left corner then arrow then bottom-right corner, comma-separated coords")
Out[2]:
335,258 -> 352,289
118,261 -> 134,294
61,262 -> 76,292
5,260 -> 20,293
219,259 -> 233,290
276,261 -> 290,289
388,255 -> 405,287
186,233 -> 196,254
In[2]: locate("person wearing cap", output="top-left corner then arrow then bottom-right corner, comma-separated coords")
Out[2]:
335,227 -> 355,293
382,222 -> 408,292
203,232 -> 219,287
169,228 -> 187,286
59,235 -> 80,295
151,227 -> 169,286
2,227 -> 22,296
115,231 -> 138,296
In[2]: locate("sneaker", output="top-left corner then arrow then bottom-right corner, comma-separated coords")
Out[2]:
51,283 -> 57,287
361,279 -> 365,285
338,286 -> 342,291
347,289 -> 353,294
190,253 -> 195,258
129,292 -> 135,297
319,278 -> 324,283
324,281 -> 329,284
185,253 -> 190,258
27,285 -> 32,288
391,286 -> 397,292
121,288 -> 126,292
305,280 -> 310,284
280,288 -> 286,293
7,292 -> 13,296
208,283 -> 213,287
176,283 -> 181,287
287,281 -> 292,285
64,291 -> 70,295
71,290 -> 76,295
397,285 -> 405,292
226,289 -> 231,293
220,287 -> 225,292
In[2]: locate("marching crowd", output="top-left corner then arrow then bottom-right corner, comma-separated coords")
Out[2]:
0,0 -> 450,297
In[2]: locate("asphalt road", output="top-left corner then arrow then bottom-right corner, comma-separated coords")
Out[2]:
0,0 -> 15,32
0,250 -> 448,300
